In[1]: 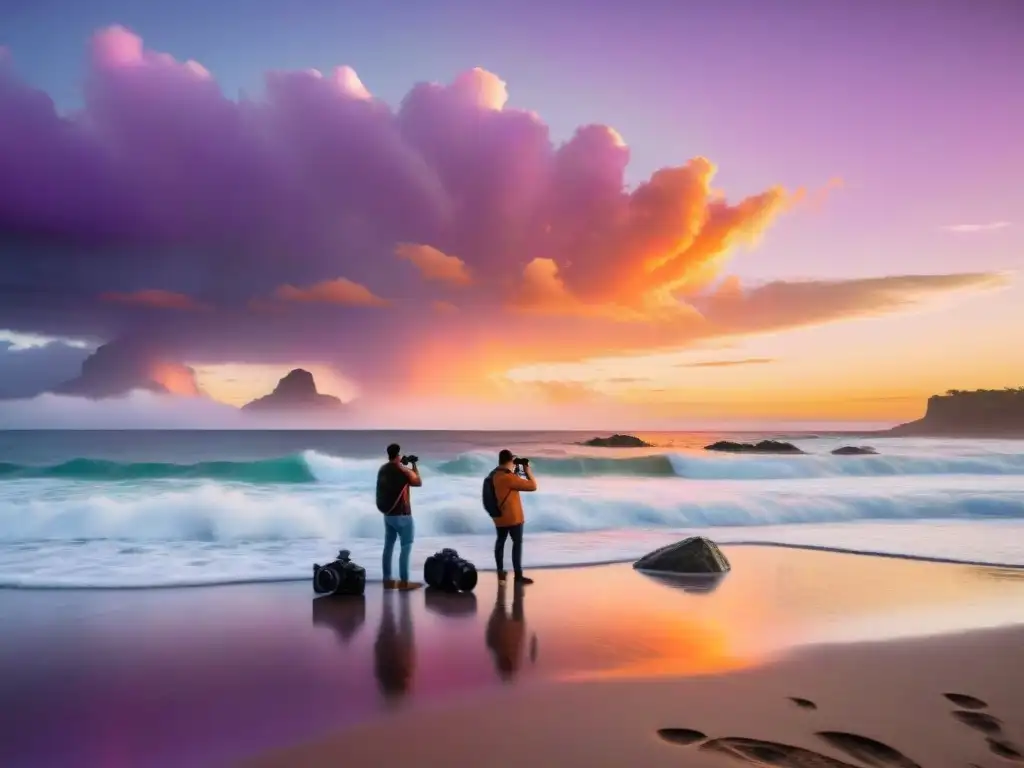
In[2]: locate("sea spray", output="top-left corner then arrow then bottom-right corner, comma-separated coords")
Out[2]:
4,434 -> 1024,587
3,473 -> 1024,545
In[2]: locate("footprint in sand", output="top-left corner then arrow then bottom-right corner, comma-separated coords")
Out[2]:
944,692 -> 989,710
814,731 -> 921,768
656,691 -> 1022,766
789,697 -> 818,710
986,737 -> 1024,762
699,736 -> 860,766
655,728 -> 706,746
952,710 -> 1003,736
656,703 -> 923,768
942,692 -> 1022,762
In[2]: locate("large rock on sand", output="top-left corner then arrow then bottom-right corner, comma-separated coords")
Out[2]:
633,536 -> 731,574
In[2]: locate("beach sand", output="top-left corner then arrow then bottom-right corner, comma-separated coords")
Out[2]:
2,546 -> 1023,767
246,624 -> 1024,768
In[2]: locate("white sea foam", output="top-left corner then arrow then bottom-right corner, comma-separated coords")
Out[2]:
1,460 -> 1024,587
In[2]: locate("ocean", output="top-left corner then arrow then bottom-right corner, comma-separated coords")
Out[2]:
1,429 -> 1023,588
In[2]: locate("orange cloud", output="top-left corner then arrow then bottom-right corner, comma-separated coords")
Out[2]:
99,290 -> 206,311
514,379 -> 606,404
273,278 -> 388,307
696,273 -> 1012,339
676,357 -> 776,368
511,158 -> 792,318
513,257 -> 700,323
515,258 -> 577,312
479,271 -> 1013,380
147,361 -> 203,397
789,176 -> 844,212
396,243 -> 473,287
431,300 -> 460,314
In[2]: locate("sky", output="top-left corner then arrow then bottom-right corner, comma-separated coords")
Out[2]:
0,0 -> 1021,429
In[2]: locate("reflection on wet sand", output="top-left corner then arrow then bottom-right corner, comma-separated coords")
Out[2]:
374,592 -> 416,703
485,582 -> 538,682
311,595 -> 367,645
6,548 -> 1024,767
636,571 -> 727,594
974,566 -> 1024,583
424,587 -> 479,618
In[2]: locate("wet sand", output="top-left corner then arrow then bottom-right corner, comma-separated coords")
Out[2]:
2,546 -> 1023,767
246,624 -> 1024,767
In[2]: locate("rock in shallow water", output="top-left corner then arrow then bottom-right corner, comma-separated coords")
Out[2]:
633,536 -> 731,574
831,445 -> 878,455
582,434 -> 652,448
704,440 -> 804,454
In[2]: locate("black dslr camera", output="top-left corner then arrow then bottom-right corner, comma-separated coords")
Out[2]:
424,548 -> 478,593
313,549 -> 366,596
513,456 -> 529,475
400,454 -> 419,466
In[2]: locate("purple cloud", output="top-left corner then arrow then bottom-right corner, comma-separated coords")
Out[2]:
0,27 -> 1007,404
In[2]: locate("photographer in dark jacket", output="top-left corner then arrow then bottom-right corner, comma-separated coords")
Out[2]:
376,443 -> 422,590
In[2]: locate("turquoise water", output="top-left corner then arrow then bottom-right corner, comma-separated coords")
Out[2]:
1,430 -> 1023,587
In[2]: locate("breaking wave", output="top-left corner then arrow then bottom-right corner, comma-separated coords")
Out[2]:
5,447 -> 1024,485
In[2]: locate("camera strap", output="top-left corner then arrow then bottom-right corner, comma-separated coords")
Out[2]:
497,489 -> 513,512
385,484 -> 409,515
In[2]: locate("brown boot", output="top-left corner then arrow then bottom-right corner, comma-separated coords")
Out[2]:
397,580 -> 422,591
383,579 -> 398,590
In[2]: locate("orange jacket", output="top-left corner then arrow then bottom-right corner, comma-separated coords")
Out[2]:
490,467 -> 537,528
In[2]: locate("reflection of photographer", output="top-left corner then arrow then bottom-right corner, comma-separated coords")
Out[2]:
311,594 -> 367,645
374,592 -> 416,703
485,581 -> 536,682
482,449 -> 538,585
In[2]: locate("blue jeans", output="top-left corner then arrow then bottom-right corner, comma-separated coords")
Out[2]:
382,515 -> 414,582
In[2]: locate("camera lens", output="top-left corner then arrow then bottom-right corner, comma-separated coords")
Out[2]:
314,566 -> 340,594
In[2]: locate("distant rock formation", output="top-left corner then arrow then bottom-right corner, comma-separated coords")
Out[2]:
633,536 -> 731,574
51,341 -> 202,399
704,440 -> 804,454
582,434 -> 652,448
889,388 -> 1024,437
831,446 -> 878,455
242,368 -> 343,413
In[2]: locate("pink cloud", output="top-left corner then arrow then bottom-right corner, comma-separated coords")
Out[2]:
396,243 -> 473,286
273,279 -> 389,307
0,26 -> 1007,406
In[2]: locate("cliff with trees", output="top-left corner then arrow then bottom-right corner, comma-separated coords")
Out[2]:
889,388 -> 1024,436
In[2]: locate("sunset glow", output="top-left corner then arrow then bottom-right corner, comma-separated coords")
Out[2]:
0,4 -> 1020,427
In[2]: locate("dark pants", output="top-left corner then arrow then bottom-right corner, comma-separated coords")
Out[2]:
494,523 -> 524,576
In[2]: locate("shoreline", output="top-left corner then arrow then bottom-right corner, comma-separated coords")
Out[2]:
4,539 -> 1024,592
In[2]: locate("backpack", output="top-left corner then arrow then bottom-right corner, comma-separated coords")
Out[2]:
376,465 -> 408,515
482,469 -> 511,519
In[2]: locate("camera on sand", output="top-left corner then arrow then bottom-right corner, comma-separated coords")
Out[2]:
424,548 -> 478,593
400,455 -> 419,466
313,549 -> 366,596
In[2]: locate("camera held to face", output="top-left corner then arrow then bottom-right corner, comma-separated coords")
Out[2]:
400,454 -> 419,465
313,549 -> 366,596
